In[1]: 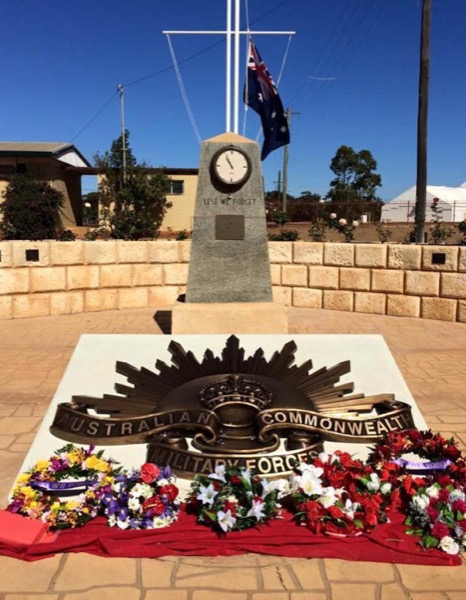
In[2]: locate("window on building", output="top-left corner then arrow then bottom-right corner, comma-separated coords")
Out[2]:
0,164 -> 27,177
169,180 -> 184,195
0,165 -> 16,177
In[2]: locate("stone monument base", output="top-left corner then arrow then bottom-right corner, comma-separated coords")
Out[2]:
171,301 -> 288,334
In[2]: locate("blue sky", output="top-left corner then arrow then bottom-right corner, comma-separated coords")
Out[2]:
2,0 -> 465,200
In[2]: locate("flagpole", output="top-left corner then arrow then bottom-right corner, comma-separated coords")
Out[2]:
226,0 -> 232,132
233,0 -> 240,133
162,0 -> 295,136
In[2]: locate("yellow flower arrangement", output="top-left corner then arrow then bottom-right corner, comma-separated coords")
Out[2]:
8,444 -> 120,530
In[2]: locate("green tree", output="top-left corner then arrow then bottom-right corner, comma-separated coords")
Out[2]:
0,175 -> 64,240
82,191 -> 99,226
298,190 -> 321,202
328,145 -> 381,203
94,130 -> 137,196
94,131 -> 172,240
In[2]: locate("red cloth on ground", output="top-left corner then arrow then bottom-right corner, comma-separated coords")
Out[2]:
0,508 -> 460,565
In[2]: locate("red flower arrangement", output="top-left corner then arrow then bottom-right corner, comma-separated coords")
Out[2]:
405,476 -> 466,554
368,429 -> 466,554
369,429 -> 461,465
288,451 -> 393,536
368,429 -> 466,487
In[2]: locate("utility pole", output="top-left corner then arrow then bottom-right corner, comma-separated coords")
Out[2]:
118,84 -> 127,184
276,170 -> 282,193
282,107 -> 299,212
414,0 -> 432,243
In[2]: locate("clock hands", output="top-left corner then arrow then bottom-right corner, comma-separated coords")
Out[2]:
211,146 -> 252,190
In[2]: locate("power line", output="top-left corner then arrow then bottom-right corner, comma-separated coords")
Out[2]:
297,0 -> 386,110
288,0 -> 355,107
301,0 -> 374,107
289,0 -> 385,111
69,90 -> 118,142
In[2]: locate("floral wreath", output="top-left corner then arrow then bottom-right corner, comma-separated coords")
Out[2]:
404,476 -> 466,555
367,429 -> 465,484
368,429 -> 466,555
8,444 -> 119,530
187,465 -> 286,533
101,463 -> 180,530
288,450 -> 393,536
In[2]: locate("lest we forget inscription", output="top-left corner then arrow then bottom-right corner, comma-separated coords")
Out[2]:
185,132 -> 273,303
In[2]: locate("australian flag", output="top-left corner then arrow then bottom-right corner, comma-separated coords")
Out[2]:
244,37 -> 290,160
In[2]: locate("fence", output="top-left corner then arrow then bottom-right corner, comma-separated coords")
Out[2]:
266,200 -> 466,224
266,200 -> 384,224
381,200 -> 466,223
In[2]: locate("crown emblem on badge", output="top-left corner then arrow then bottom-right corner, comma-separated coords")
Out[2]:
195,376 -> 274,452
199,375 -> 273,411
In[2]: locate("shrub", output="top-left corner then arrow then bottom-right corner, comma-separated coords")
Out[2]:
308,221 -> 326,241
430,222 -> 454,245
0,175 -> 64,240
58,229 -> 76,241
429,198 -> 454,244
458,220 -> 466,245
175,229 -> 190,240
269,228 -> 300,241
327,214 -> 358,242
375,223 -> 392,243
272,211 -> 290,227
83,226 -> 112,241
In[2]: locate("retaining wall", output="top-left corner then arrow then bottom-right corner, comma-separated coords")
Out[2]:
0,240 -> 465,323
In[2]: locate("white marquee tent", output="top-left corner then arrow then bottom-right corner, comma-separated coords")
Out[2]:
381,183 -> 466,223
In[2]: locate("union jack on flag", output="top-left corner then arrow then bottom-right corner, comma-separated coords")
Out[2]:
244,37 -> 290,160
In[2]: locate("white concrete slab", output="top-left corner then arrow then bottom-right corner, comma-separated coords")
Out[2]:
10,334 -> 427,501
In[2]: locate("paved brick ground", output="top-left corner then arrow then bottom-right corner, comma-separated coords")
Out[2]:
0,307 -> 465,599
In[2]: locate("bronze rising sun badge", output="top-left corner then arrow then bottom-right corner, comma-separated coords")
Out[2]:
50,335 -> 414,477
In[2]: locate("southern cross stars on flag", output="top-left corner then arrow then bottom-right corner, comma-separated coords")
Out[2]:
244,37 -> 290,160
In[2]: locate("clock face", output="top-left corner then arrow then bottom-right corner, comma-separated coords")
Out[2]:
211,146 -> 251,188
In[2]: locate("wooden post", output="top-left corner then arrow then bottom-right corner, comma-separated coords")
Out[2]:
414,0 -> 432,243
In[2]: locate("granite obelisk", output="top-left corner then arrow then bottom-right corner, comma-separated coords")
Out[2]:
186,132 -> 272,302
172,132 -> 287,333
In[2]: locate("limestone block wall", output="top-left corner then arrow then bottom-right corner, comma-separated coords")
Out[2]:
0,240 -> 465,323
0,240 -> 190,320
270,242 -> 466,323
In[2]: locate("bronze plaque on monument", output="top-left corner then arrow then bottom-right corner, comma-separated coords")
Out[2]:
215,214 -> 245,240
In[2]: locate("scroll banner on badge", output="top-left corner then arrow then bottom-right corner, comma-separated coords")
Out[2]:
256,403 -> 416,444
50,405 -> 221,445
50,401 -> 415,446
146,440 -> 323,478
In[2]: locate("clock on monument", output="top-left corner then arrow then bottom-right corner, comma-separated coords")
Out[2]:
210,145 -> 252,192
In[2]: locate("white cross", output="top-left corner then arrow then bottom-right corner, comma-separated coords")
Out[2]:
163,0 -> 294,134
